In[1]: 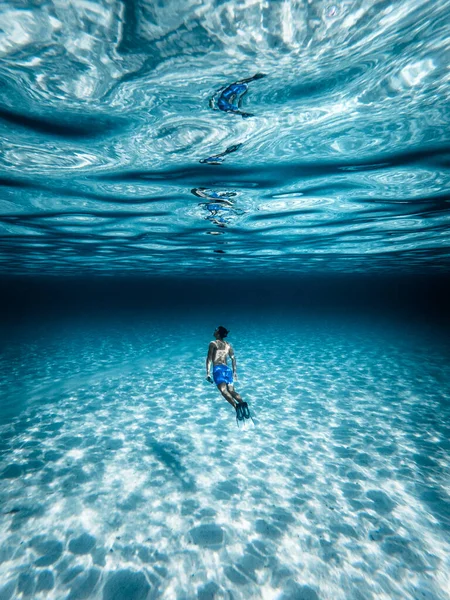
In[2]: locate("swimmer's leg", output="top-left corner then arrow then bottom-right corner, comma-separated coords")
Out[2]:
227,384 -> 243,404
217,382 -> 237,409
238,73 -> 267,84
228,385 -> 251,420
223,143 -> 243,155
237,111 -> 254,118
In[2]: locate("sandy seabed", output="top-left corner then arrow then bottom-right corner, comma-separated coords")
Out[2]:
0,314 -> 449,600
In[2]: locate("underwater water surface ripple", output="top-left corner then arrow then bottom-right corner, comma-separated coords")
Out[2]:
0,0 -> 449,275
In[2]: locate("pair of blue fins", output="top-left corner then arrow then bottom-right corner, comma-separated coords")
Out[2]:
235,401 -> 254,426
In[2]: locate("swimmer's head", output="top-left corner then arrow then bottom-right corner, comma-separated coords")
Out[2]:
214,326 -> 229,339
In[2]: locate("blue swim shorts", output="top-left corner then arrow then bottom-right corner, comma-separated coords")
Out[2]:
213,364 -> 233,385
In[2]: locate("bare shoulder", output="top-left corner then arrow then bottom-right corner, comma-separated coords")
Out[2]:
227,342 -> 234,356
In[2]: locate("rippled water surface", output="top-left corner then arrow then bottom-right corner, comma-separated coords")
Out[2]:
1,0 -> 449,275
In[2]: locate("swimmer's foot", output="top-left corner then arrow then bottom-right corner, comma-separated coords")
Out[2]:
235,403 -> 245,422
241,402 -> 250,419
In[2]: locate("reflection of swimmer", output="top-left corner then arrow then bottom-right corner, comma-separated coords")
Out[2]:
191,187 -> 241,228
203,203 -> 231,227
199,143 -> 242,165
211,73 -> 266,118
191,188 -> 237,202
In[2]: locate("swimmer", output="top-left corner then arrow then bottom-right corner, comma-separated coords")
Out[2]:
206,326 -> 251,423
210,73 -> 266,118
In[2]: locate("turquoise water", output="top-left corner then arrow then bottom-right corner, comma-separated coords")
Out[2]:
0,0 -> 449,275
1,1 -> 450,599
1,314 -> 450,599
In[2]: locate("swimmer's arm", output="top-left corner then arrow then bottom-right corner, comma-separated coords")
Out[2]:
229,345 -> 237,379
206,342 -> 215,378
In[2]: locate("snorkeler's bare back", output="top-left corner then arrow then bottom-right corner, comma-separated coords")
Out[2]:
210,340 -> 232,366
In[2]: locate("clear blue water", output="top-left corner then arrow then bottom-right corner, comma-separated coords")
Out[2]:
1,2 -> 450,599
1,312 -> 450,599
0,0 -> 449,275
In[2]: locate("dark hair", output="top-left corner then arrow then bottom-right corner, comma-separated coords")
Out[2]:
217,326 -> 229,338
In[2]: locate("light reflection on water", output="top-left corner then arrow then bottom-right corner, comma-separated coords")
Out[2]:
0,0 -> 449,275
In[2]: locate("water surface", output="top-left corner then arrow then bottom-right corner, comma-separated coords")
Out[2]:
0,0 -> 449,275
